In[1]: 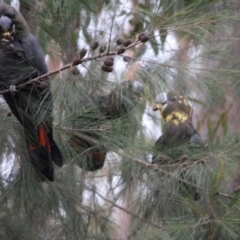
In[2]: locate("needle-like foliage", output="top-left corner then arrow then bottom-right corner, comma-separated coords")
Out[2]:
0,0 -> 240,239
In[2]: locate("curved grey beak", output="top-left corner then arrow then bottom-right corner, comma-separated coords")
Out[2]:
0,15 -> 12,32
153,92 -> 167,111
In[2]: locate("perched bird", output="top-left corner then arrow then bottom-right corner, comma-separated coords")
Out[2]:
152,91 -> 203,200
70,80 -> 144,171
0,3 -> 63,181
153,91 -> 202,147
100,80 -> 144,119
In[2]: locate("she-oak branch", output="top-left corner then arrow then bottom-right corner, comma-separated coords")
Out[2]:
0,39 -> 143,95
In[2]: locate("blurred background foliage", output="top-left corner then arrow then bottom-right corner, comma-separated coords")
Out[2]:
1,0 -> 240,239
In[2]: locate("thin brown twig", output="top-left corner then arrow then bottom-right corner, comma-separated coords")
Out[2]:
59,126 -> 234,198
59,126 -> 238,203
215,191 -> 233,199
117,150 -> 203,190
0,38 -> 145,95
124,153 -> 239,199
107,13 -> 115,53
93,189 -> 162,229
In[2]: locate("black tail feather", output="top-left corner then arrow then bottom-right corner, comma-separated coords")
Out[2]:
29,147 -> 54,182
49,139 -> 63,167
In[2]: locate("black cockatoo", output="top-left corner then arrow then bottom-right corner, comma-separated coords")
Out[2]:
152,91 -> 204,200
0,3 -> 63,181
70,80 -> 144,171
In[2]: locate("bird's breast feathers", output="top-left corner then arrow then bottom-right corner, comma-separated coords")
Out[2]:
164,111 -> 189,125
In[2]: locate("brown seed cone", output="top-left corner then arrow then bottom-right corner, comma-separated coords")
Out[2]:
71,67 -> 80,75
116,47 -> 126,55
139,34 -> 150,43
116,38 -> 124,45
99,45 -> 106,53
123,39 -> 132,47
79,48 -> 87,58
104,57 -> 114,66
138,32 -> 147,41
90,41 -> 99,50
102,65 -> 113,72
72,58 -> 82,66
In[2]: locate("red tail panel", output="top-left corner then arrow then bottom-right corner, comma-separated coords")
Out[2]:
38,124 -> 51,151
